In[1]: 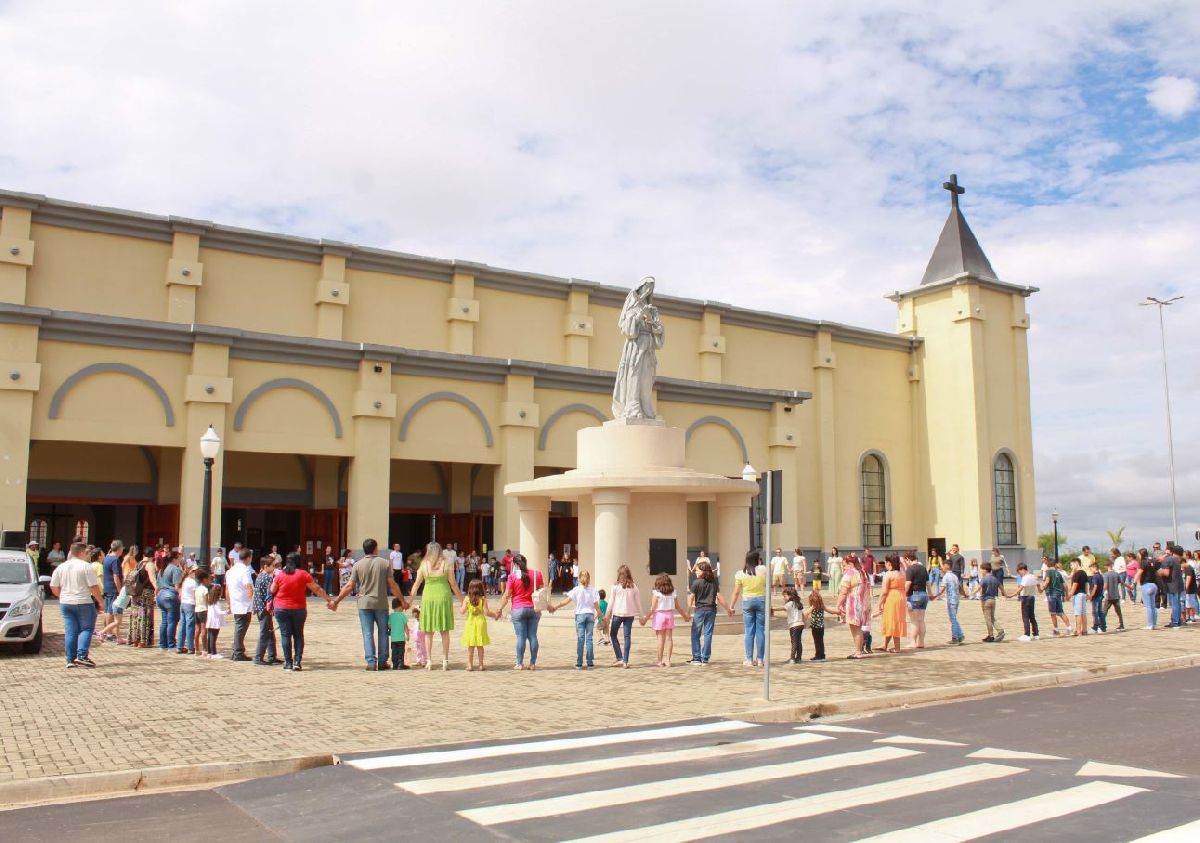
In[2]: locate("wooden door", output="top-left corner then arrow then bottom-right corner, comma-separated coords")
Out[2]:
301,509 -> 343,566
439,513 -> 475,554
143,504 -> 179,549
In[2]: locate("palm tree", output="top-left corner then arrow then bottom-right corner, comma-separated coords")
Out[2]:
1106,527 -> 1126,550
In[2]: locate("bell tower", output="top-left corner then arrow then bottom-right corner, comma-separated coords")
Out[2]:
890,175 -> 1039,565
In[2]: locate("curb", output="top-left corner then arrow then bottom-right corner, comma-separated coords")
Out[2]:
737,653 -> 1200,724
0,754 -> 334,810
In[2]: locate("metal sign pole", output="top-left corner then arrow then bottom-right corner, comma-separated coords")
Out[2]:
763,475 -> 771,701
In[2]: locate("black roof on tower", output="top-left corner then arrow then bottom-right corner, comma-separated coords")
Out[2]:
920,174 -> 999,286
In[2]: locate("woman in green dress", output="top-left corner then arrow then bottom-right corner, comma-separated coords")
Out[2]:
410,542 -> 463,670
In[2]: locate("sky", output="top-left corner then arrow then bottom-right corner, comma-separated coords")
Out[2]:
0,1 -> 1196,550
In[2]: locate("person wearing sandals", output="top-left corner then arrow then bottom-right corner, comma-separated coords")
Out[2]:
729,551 -> 768,667
838,555 -> 871,658
494,553 -> 546,670
408,543 -> 462,671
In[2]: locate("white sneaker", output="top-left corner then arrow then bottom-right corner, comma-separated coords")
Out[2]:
210,653 -> 224,659
742,659 -> 753,667
1143,625 -> 1155,630
1031,635 -> 1040,640
1018,635 -> 1031,641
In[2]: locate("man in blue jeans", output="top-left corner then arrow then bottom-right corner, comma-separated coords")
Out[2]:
331,538 -> 407,670
50,542 -> 103,668
1160,544 -> 1185,628
933,559 -> 964,644
686,561 -> 730,664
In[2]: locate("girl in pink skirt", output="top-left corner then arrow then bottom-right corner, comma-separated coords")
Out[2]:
641,574 -> 691,667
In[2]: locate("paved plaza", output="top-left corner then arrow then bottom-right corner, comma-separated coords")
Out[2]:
1,595 -> 1197,787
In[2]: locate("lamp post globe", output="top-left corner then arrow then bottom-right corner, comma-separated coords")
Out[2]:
198,426 -> 221,573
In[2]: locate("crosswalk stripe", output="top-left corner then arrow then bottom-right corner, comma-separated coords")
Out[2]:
459,745 -> 920,826
875,735 -> 967,747
851,781 -> 1145,842
1076,761 -> 1182,779
559,762 -> 1024,843
796,724 -> 878,734
398,732 -> 833,795
966,747 -> 1066,761
346,720 -> 754,770
1125,818 -> 1200,841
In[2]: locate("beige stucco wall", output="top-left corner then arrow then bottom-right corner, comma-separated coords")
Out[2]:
0,199 -> 1037,562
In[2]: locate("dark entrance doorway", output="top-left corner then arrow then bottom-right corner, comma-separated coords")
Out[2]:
927,537 -> 947,561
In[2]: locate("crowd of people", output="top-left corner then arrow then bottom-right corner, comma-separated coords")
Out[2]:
44,534 -> 1200,673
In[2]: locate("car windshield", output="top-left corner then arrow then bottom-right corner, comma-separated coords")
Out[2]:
0,560 -> 32,585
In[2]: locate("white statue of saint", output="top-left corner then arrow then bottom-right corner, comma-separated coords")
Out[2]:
611,276 -> 664,420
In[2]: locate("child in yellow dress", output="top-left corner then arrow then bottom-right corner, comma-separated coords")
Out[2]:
460,579 -> 491,671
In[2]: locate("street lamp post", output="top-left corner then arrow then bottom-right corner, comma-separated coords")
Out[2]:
1140,295 -> 1183,543
198,426 -> 221,573
1051,510 -> 1059,566
743,462 -> 771,701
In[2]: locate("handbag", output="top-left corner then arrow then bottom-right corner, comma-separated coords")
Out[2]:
531,570 -> 551,613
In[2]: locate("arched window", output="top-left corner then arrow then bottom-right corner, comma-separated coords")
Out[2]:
28,518 -> 48,546
860,452 -> 891,547
73,519 -> 90,544
993,453 -> 1018,545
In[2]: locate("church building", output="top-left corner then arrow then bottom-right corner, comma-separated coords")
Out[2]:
0,176 -> 1036,571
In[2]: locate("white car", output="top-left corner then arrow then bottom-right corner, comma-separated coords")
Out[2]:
0,550 -> 47,654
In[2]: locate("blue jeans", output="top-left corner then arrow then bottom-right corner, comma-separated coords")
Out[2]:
691,606 -> 716,663
156,589 -> 181,650
610,615 -> 634,663
574,613 -> 594,667
946,599 -> 963,640
61,601 -> 97,664
512,607 -> 541,666
1142,583 -> 1158,627
274,607 -> 307,666
1092,597 -> 1106,631
323,568 -> 335,595
180,604 -> 196,650
358,606 -> 389,667
742,596 -> 765,661
1167,591 -> 1182,626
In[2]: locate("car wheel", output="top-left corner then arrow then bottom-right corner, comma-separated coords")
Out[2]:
21,616 -> 42,654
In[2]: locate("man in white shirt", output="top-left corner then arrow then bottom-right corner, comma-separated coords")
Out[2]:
211,549 -> 228,586
50,542 -> 103,668
791,548 -> 808,589
770,548 -> 789,593
226,554 -> 255,661
389,543 -> 405,591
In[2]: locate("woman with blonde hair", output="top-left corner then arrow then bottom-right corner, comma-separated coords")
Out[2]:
409,542 -> 463,670
838,555 -> 872,658
604,564 -> 641,668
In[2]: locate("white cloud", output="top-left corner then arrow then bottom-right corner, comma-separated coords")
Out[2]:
1146,75 -> 1199,119
0,1 -> 1196,548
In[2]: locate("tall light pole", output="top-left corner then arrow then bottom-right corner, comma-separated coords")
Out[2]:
743,462 -> 771,701
1051,510 -> 1059,566
199,426 -> 221,573
1140,296 -> 1182,543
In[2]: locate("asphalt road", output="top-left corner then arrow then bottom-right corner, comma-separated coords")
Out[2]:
2,666 -> 1197,842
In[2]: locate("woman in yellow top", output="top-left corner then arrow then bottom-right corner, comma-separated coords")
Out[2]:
729,550 -> 767,667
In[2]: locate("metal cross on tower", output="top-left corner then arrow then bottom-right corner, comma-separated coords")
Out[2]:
942,173 -> 965,208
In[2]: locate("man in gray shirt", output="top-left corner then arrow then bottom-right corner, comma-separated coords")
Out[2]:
1102,555 -> 1125,631
331,538 -> 407,670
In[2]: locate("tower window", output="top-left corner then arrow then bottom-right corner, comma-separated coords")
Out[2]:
994,453 -> 1018,546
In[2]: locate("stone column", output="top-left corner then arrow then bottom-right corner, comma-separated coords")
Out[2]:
813,329 -> 837,550
315,247 -> 351,341
716,493 -> 751,603
768,402 -> 801,550
593,488 -> 630,597
178,340 -> 232,556
493,372 -> 538,550
165,225 -> 205,324
446,271 -> 479,355
517,496 -> 550,581
347,359 -> 396,554
563,286 -> 593,368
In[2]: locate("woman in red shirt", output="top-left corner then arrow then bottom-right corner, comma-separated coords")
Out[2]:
494,554 -> 545,670
270,552 -> 334,671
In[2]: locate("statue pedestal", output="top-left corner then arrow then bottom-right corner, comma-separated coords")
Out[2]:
505,419 -> 757,600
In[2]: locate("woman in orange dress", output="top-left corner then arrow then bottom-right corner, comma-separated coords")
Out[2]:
877,556 -> 907,653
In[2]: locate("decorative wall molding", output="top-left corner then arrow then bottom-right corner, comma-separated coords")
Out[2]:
233,378 -> 344,439
398,391 -> 495,448
538,403 -> 608,450
49,362 -> 176,426
684,416 -> 750,464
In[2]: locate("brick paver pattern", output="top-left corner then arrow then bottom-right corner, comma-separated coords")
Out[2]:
1,594 -> 1195,783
